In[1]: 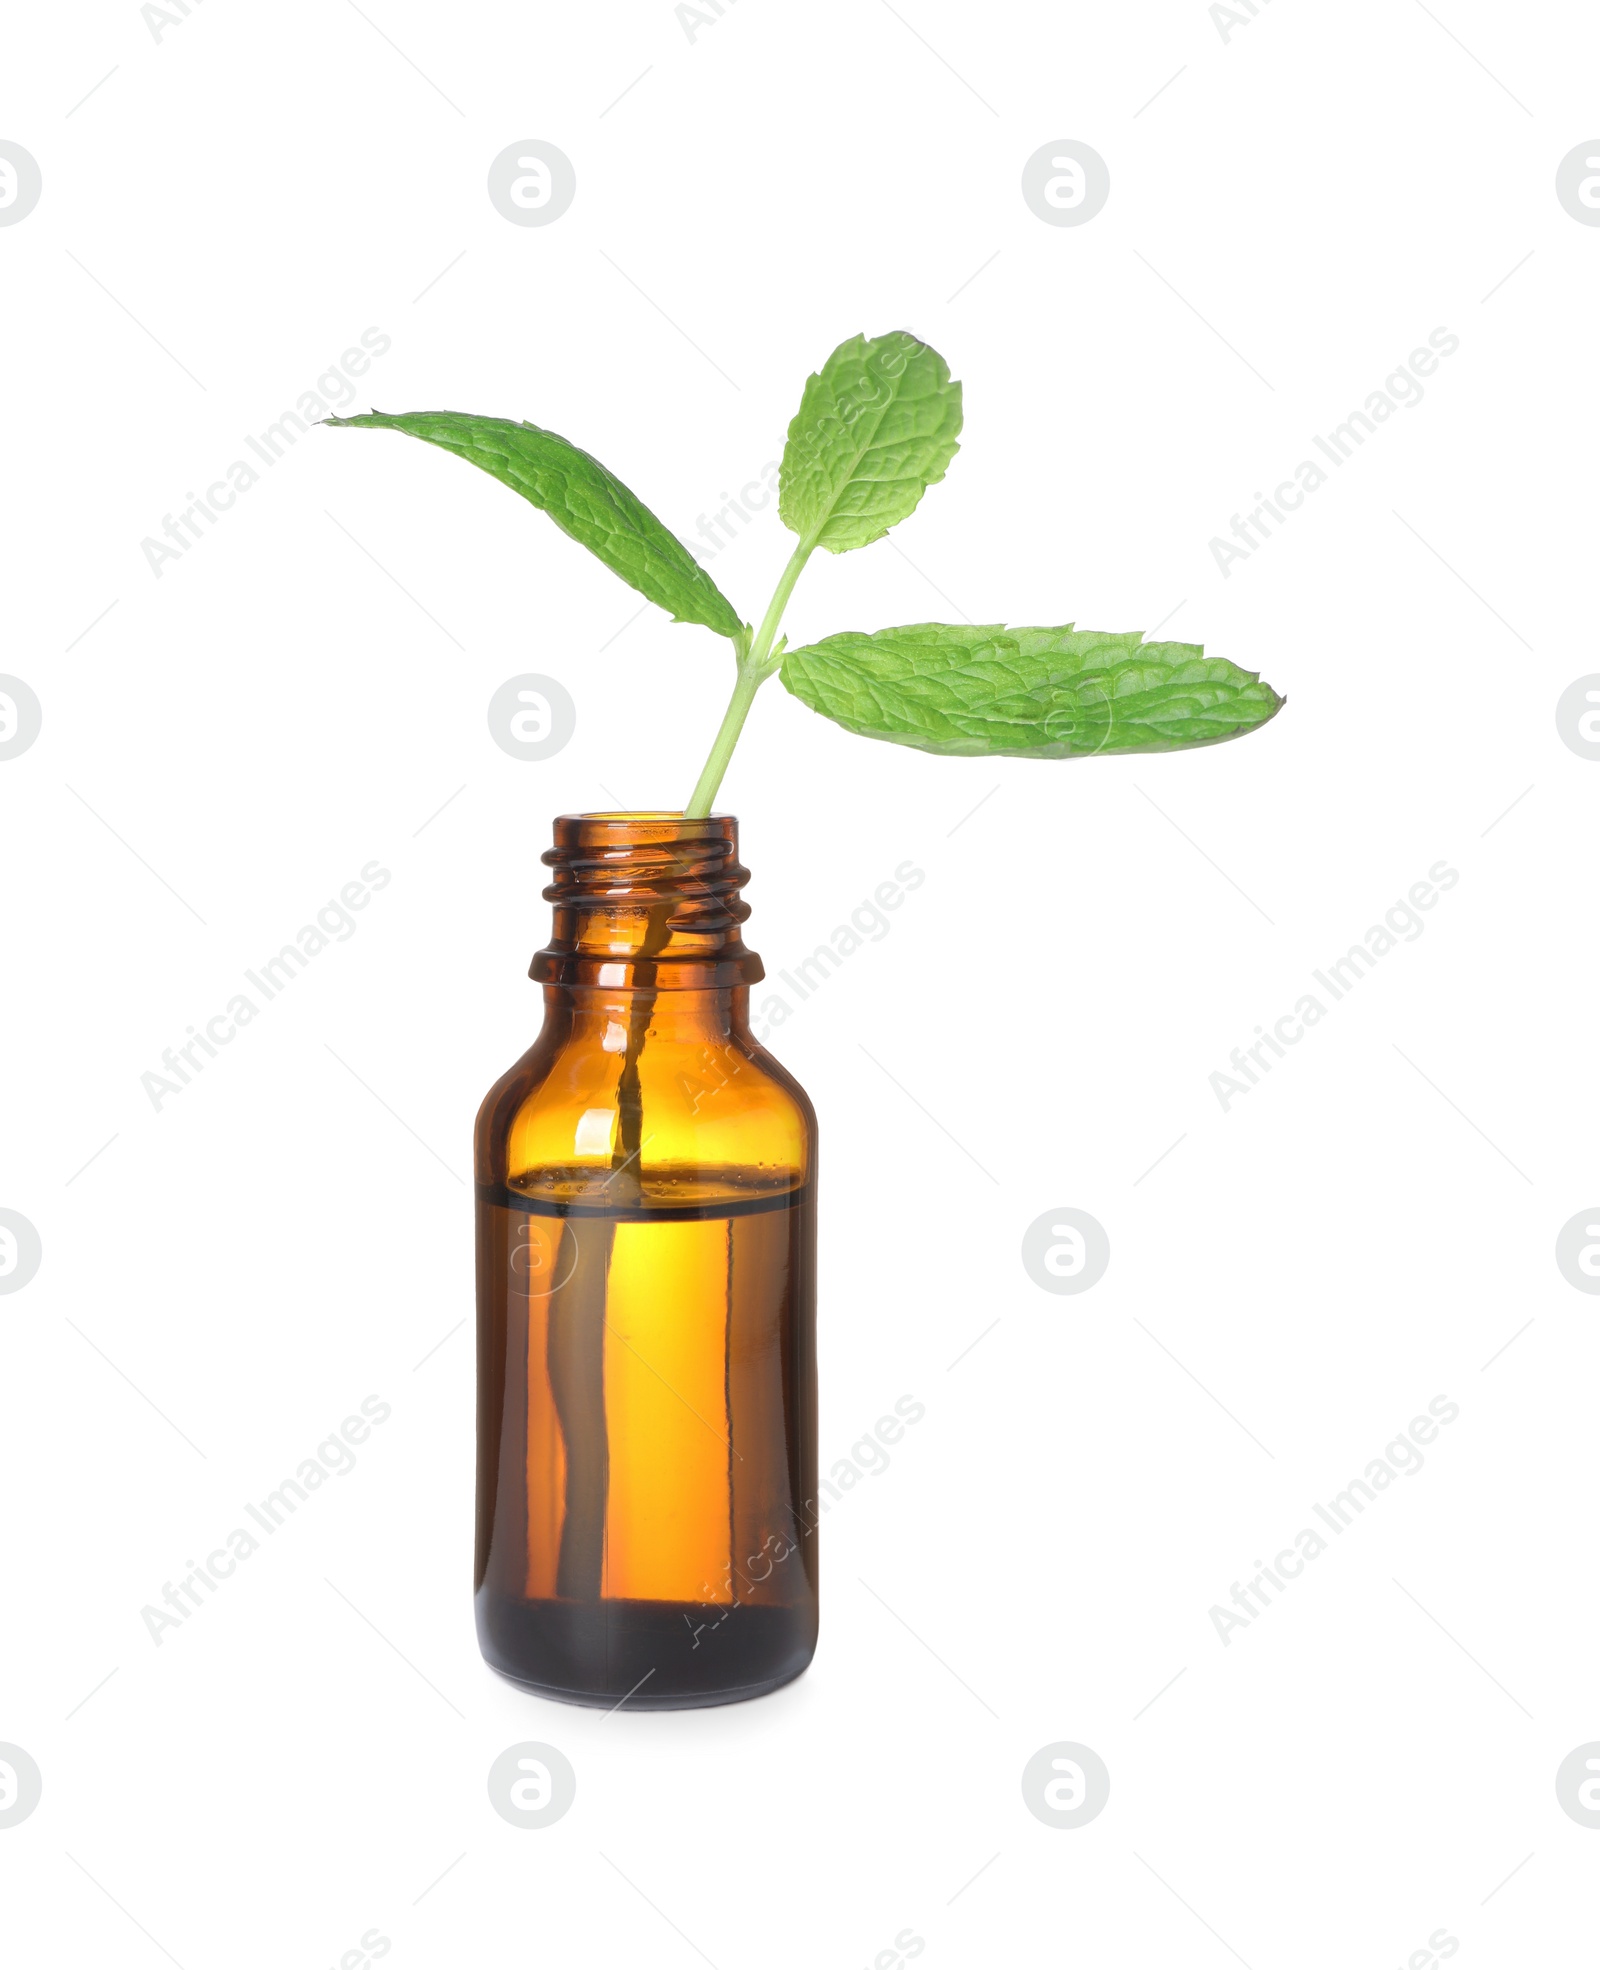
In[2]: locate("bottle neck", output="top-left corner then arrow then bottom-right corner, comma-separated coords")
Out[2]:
530,812 -> 764,992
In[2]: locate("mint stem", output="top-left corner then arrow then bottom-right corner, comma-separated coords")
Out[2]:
684,542 -> 811,816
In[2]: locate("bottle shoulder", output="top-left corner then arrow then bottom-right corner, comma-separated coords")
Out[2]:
475,1021 -> 815,1200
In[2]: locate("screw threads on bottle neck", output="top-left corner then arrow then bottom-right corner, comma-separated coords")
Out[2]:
531,812 -> 764,990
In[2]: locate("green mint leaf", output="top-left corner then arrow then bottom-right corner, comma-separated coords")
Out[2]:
780,623 -> 1284,757
326,410 -> 744,640
779,332 -> 962,554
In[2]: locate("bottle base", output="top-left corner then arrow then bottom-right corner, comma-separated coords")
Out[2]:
482,1660 -> 810,1711
476,1593 -> 816,1710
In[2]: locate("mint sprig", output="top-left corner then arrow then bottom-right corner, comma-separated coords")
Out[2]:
328,333 -> 1283,811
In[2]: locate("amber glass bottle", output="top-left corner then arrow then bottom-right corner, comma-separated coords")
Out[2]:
475,813 -> 818,1708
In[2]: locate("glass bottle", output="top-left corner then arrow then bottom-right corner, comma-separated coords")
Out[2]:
475,812 -> 818,1708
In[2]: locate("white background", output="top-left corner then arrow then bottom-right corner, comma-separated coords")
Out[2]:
3,1 -> 1597,1963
